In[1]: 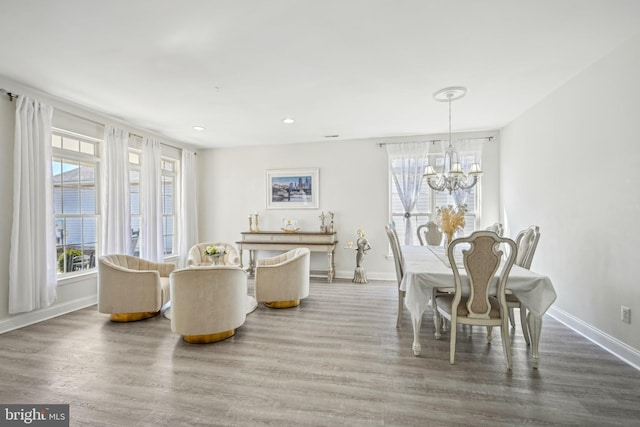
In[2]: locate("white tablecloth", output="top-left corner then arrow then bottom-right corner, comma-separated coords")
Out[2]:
400,245 -> 557,318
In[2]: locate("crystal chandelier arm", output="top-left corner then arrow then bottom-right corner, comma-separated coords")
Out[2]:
457,175 -> 478,190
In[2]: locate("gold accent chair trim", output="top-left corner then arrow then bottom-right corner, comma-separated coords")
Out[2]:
110,311 -> 159,322
264,299 -> 300,309
183,329 -> 235,344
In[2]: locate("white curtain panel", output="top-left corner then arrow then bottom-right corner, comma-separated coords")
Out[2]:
140,137 -> 164,261
9,96 -> 57,314
100,125 -> 131,256
387,142 -> 429,245
179,150 -> 198,267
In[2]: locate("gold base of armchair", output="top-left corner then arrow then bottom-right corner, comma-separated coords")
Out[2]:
110,311 -> 159,322
264,299 -> 300,309
183,329 -> 235,344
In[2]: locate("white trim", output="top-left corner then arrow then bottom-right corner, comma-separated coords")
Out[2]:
548,306 -> 640,371
0,296 -> 97,335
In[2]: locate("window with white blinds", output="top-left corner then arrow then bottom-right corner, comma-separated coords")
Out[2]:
390,152 -> 478,246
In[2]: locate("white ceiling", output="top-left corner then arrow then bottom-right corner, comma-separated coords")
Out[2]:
1,0 -> 639,149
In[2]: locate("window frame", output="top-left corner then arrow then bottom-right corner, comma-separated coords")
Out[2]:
52,129 -> 101,279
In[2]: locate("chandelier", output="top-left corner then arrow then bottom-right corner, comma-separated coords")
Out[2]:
423,86 -> 482,194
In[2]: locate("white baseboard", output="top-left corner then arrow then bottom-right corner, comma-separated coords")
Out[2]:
0,295 -> 97,335
548,306 -> 640,371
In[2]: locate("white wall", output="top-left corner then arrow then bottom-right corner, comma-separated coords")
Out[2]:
197,131 -> 499,281
500,33 -> 640,362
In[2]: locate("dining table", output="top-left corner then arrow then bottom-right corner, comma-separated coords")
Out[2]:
400,245 -> 557,368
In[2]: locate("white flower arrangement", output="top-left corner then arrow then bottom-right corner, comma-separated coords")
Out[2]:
204,246 -> 226,257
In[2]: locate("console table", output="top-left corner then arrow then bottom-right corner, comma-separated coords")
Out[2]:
237,231 -> 337,283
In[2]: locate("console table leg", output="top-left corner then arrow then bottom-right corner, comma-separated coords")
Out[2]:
327,250 -> 335,283
248,250 -> 256,276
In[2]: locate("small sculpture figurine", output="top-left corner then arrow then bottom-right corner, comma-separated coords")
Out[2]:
328,211 -> 335,234
352,228 -> 371,283
319,211 -> 327,233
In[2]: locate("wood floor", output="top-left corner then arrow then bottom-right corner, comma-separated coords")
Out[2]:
1,279 -> 639,426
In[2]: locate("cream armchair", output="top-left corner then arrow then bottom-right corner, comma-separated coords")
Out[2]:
98,254 -> 176,322
255,247 -> 310,308
187,242 -> 241,266
170,266 -> 247,343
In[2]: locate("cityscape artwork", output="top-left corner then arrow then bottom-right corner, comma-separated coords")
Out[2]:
266,168 -> 319,209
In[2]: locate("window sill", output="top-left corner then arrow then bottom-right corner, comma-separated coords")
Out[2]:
57,270 -> 97,286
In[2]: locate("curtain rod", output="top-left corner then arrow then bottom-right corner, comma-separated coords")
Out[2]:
2,87 -> 193,153
377,136 -> 493,147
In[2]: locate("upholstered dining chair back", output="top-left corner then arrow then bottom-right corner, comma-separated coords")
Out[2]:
385,224 -> 406,328
187,242 -> 241,266
485,223 -> 504,237
254,247 -> 310,308
170,266 -> 247,343
433,231 -> 517,370
417,221 -> 443,246
98,254 -> 176,322
514,225 -> 541,269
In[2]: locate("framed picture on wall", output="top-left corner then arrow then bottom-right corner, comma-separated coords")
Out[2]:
266,168 -> 319,209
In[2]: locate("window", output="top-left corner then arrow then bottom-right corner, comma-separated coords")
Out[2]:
161,158 -> 176,256
129,150 -> 141,256
390,152 -> 478,245
52,131 -> 99,275
128,149 -> 178,258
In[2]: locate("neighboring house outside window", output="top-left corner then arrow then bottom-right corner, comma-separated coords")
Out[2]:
52,131 -> 100,275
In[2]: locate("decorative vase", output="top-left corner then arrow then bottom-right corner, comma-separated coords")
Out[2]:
444,231 -> 455,249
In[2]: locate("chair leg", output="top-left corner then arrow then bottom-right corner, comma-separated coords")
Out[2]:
520,305 -> 531,345
449,317 -> 457,364
432,289 -> 441,339
396,289 -> 405,328
486,326 -> 493,342
500,319 -> 513,371
508,307 -> 516,327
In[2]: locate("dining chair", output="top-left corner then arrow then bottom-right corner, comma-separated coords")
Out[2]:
506,225 -> 541,345
385,224 -> 405,328
485,223 -> 504,236
417,221 -> 443,246
433,230 -> 517,370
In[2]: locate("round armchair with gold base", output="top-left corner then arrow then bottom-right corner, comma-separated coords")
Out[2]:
98,254 -> 176,322
254,247 -> 310,309
170,266 -> 247,344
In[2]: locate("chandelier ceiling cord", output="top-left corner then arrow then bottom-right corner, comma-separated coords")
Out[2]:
424,86 -> 482,194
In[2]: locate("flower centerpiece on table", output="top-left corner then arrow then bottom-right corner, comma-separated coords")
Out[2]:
435,204 -> 467,247
203,246 -> 226,257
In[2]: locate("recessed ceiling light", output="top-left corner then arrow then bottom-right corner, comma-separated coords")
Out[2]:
193,126 -> 206,131
282,118 -> 295,124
